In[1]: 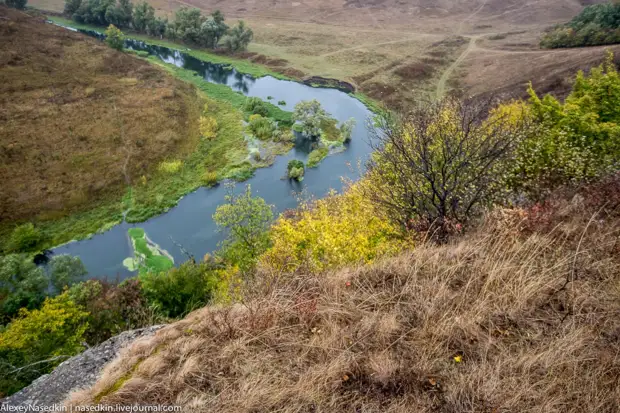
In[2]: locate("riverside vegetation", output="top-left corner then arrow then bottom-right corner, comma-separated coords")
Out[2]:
1,32 -> 619,409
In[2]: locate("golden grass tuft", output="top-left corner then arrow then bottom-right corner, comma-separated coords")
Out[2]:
66,176 -> 620,412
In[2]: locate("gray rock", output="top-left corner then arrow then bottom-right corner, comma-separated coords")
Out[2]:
1,325 -> 163,407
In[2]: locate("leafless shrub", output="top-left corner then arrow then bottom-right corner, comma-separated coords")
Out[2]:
365,97 -> 528,240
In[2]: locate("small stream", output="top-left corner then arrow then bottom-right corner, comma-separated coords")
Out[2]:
49,26 -> 376,280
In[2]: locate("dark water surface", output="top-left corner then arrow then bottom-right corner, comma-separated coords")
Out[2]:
50,27 -> 375,280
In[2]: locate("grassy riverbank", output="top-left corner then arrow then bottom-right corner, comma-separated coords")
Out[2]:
0,10 -> 295,253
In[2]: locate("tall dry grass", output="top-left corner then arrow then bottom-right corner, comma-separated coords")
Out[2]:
66,176 -> 620,412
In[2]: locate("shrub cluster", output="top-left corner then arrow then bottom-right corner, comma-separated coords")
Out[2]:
541,2 -> 620,48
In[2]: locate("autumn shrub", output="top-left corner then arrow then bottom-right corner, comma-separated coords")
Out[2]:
504,54 -> 620,196
365,98 -> 525,239
260,184 -> 409,274
0,293 -> 88,396
306,147 -> 328,168
67,279 -> 157,345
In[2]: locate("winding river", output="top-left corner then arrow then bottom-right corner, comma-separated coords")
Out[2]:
49,26 -> 375,280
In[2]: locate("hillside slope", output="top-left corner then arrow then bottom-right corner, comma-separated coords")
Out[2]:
0,7 -> 201,228
65,176 -> 620,412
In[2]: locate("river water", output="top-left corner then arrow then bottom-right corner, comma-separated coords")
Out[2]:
50,27 -> 375,280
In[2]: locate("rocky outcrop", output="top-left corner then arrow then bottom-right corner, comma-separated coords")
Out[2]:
1,326 -> 163,407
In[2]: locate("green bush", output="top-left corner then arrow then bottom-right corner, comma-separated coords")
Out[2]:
6,223 -> 43,253
68,279 -> 156,345
0,254 -> 47,324
247,114 -> 276,140
244,97 -> 269,117
287,159 -> 305,181
49,254 -> 87,293
278,100 -> 286,106
139,262 -> 219,318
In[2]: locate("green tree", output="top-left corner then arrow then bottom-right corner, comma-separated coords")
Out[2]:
0,254 -> 47,323
105,0 -> 133,28
0,293 -> 88,396
105,24 -> 125,50
147,16 -> 167,37
6,0 -> 27,9
132,0 -> 154,33
213,184 -> 273,271
221,20 -> 253,52
292,99 -> 328,137
49,254 -> 87,293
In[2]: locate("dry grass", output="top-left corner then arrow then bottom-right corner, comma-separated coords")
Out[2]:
66,175 -> 620,412
0,7 -> 201,225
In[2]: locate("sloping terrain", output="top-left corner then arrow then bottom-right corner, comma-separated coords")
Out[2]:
0,7 -> 201,226
28,0 -> 617,106
65,176 -> 620,412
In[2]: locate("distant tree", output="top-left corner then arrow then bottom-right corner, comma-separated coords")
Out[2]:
293,99 -> 328,137
213,184 -> 273,271
132,0 -> 154,33
49,255 -> 87,293
105,0 -> 132,28
147,16 -> 167,37
221,20 -> 253,52
105,24 -> 125,50
6,0 -> 27,10
64,0 -> 82,16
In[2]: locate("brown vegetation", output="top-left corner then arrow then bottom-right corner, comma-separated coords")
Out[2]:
0,7 -> 201,225
66,175 -> 620,412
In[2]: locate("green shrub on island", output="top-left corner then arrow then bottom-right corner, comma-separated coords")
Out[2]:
278,100 -> 286,106
287,160 -> 305,181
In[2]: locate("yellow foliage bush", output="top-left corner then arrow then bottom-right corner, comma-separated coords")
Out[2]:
199,116 -> 218,140
260,184 -> 410,273
157,160 -> 183,174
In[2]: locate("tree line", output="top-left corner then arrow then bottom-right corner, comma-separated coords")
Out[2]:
63,0 -> 253,52
541,1 -> 620,48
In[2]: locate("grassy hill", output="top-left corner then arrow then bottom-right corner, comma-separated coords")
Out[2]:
65,175 -> 620,412
0,6 -> 201,233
